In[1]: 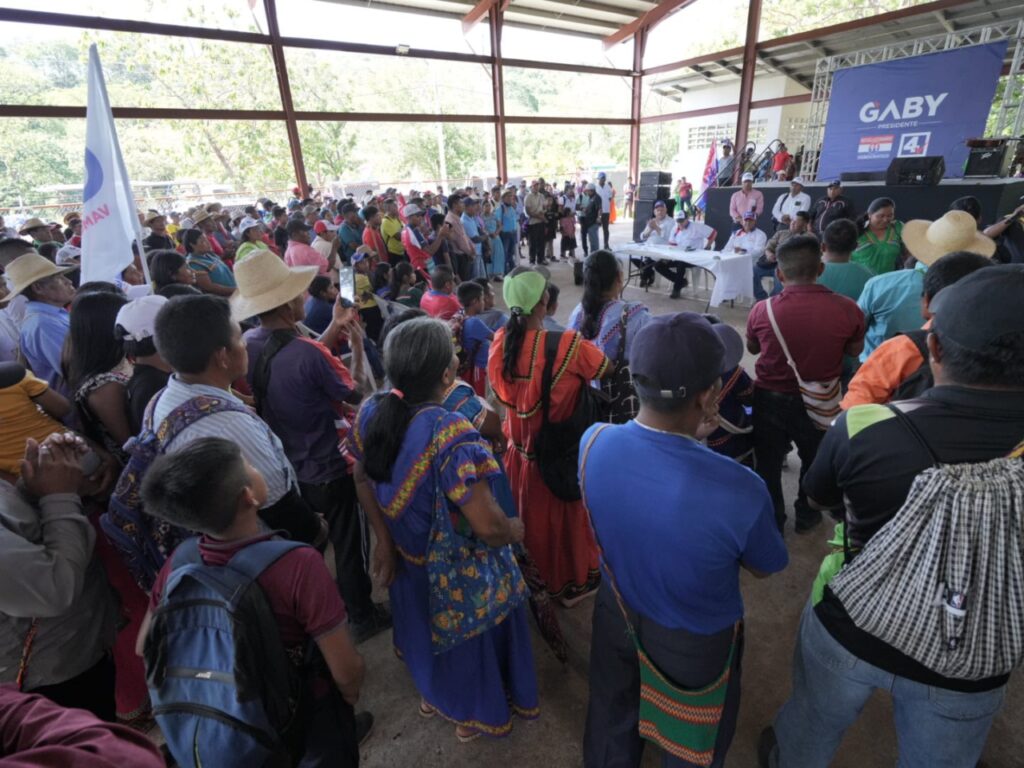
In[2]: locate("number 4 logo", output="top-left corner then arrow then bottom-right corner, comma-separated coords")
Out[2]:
898,132 -> 931,157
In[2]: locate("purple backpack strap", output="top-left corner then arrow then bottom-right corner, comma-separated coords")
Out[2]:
153,394 -> 251,451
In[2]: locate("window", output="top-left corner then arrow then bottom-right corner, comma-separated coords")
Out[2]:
685,119 -> 767,150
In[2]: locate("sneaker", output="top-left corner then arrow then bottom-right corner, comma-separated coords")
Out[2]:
351,603 -> 393,644
757,726 -> 777,768
355,711 -> 374,746
669,291 -> 681,300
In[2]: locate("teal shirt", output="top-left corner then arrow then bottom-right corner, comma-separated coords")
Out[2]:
819,261 -> 875,302
857,263 -> 926,362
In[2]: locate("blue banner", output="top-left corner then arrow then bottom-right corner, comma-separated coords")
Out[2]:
817,42 -> 1007,180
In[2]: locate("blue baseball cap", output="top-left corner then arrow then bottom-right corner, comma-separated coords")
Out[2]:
630,313 -> 725,400
597,172 -> 607,180
653,200 -> 666,209
828,179 -> 842,187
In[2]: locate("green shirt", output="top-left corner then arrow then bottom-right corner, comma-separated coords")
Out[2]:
853,221 -> 903,275
819,261 -> 875,302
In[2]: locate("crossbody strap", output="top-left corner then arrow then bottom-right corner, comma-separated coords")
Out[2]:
764,297 -> 804,382
539,331 -> 563,427
886,403 -> 940,467
615,305 -> 630,365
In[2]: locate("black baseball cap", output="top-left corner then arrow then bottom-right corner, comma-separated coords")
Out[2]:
630,313 -> 725,400
930,264 -> 1024,351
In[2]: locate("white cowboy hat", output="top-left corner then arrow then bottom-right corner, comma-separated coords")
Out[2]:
902,210 -> 996,266
1,252 -> 75,304
230,249 -> 318,320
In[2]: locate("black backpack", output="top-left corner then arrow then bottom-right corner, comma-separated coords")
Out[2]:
534,332 -> 609,501
599,305 -> 639,424
892,329 -> 933,401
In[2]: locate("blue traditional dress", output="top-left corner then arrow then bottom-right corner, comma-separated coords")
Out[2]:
567,299 -> 650,361
352,401 -> 539,735
483,213 -> 505,277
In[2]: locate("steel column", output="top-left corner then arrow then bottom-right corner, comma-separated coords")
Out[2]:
628,27 -> 647,184
263,0 -> 307,195
732,0 -> 761,183
489,6 -> 508,183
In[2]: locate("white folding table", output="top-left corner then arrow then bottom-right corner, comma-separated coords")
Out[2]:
613,243 -> 755,308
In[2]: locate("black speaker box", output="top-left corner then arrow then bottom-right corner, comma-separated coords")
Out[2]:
637,184 -> 671,201
964,145 -> 1011,178
639,170 -> 672,186
632,199 -> 675,242
886,156 -> 945,186
840,171 -> 887,182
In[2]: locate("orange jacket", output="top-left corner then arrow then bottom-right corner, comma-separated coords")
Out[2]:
841,325 -> 928,409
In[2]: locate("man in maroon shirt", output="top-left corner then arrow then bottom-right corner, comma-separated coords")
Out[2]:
745,234 -> 865,533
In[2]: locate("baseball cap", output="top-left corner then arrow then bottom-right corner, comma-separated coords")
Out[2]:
312,220 -> 337,234
503,269 -> 547,314
403,203 -> 424,218
351,245 -> 372,264
741,172 -> 754,182
630,313 -> 726,400
653,200 -> 666,209
929,264 -> 1024,351
287,199 -> 300,210
827,179 -> 842,187
742,211 -> 758,220
597,172 -> 607,179
238,216 -> 261,235
791,177 -> 806,185
115,295 -> 168,342
674,208 -> 688,220
285,219 -> 310,236
586,183 -> 596,191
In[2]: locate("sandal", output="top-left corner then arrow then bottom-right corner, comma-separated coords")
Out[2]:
456,725 -> 483,743
418,700 -> 436,719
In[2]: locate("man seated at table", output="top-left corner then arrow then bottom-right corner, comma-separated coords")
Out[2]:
724,211 -> 768,266
652,209 -> 716,300
754,211 -> 811,301
637,200 -> 671,288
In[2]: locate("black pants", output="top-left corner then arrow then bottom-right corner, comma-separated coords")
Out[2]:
584,583 -> 742,768
449,250 -> 471,282
358,305 -> 384,344
600,212 -> 611,249
752,387 -> 825,531
653,260 -> 693,294
300,475 -> 374,625
32,655 -> 116,722
527,222 -> 547,264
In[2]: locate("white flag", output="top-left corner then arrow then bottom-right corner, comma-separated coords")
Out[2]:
81,44 -> 150,286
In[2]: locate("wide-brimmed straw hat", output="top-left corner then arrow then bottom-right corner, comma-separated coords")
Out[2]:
17,217 -> 48,235
1,252 -> 74,303
191,210 -> 212,226
230,249 -> 318,320
143,210 -> 166,226
902,210 -> 996,266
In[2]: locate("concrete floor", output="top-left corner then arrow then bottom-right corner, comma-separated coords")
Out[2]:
356,220 -> 1024,767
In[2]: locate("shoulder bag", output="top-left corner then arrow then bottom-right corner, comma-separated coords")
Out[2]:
600,305 -> 639,424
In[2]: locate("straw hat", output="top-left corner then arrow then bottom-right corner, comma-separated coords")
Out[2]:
230,249 -> 317,320
191,210 -> 212,226
17,217 -> 47,235
1,252 -> 74,304
902,210 -> 996,266
143,210 -> 165,226
63,211 -> 81,225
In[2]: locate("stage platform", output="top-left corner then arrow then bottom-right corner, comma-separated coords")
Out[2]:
703,178 -> 1024,249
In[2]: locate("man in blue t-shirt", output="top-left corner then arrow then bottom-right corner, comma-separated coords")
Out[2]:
580,312 -> 788,768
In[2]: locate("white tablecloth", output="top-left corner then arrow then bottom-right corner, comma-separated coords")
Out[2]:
613,243 -> 754,307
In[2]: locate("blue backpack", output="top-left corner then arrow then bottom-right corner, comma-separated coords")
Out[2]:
144,537 -> 308,768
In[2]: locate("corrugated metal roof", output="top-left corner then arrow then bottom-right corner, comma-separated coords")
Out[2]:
651,0 -> 1023,100
321,0 -> 660,37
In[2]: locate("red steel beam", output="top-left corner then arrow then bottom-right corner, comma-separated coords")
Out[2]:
643,0 -> 974,75
639,94 -> 811,124
603,0 -> 698,49
264,0 -> 307,195
489,6 -> 508,183
501,58 -> 631,76
463,0 -> 496,34
732,0 -> 761,183
628,27 -> 646,184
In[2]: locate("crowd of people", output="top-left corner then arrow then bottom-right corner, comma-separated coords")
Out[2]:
0,166 -> 1021,768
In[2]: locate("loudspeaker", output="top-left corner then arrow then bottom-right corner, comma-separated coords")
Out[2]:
964,145 -> 1011,178
840,171 -> 887,182
632,199 -> 675,242
886,156 -> 945,186
639,170 -> 672,186
637,184 -> 671,201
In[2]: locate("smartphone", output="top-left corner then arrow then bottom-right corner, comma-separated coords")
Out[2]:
337,266 -> 355,304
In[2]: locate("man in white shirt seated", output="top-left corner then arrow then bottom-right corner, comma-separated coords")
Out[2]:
771,177 -> 811,232
724,211 -> 768,265
652,210 -> 717,299
639,200 -> 671,245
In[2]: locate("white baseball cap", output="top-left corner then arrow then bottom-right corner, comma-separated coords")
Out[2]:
741,172 -> 754,182
791,177 -> 806,185
402,203 -> 424,218
115,294 -> 168,342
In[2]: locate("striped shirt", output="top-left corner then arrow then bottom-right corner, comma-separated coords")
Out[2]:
151,376 -> 296,506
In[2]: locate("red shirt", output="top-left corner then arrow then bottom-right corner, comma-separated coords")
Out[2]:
362,227 -> 387,260
401,226 -> 431,271
151,533 -> 347,650
772,151 -> 792,173
419,289 -> 461,320
745,284 -> 865,394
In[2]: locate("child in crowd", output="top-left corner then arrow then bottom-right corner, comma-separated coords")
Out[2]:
372,262 -> 392,297
456,281 -> 494,396
138,438 -> 369,767
0,361 -> 70,477
702,315 -> 755,467
419,266 -> 461,320
303,275 -> 338,335
559,206 -> 577,262
473,276 -> 507,331
353,246 -> 384,342
543,283 -> 565,332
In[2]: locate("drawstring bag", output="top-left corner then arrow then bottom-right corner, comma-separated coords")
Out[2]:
830,409 -> 1024,680
581,425 -> 736,767
764,297 -> 840,430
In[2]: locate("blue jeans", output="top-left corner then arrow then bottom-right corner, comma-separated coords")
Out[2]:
752,261 -> 782,300
500,231 -> 517,272
772,603 -> 1005,768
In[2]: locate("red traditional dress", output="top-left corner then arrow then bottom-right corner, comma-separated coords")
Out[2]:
488,329 -> 608,601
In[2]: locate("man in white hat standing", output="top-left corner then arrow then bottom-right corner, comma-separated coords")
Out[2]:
729,173 -> 764,226
595,172 -> 615,249
3,253 -> 75,392
234,250 -> 390,643
142,212 -> 175,252
770,178 -> 811,233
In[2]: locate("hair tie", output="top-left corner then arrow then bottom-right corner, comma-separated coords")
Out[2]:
390,388 -> 405,400
510,306 -> 524,316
